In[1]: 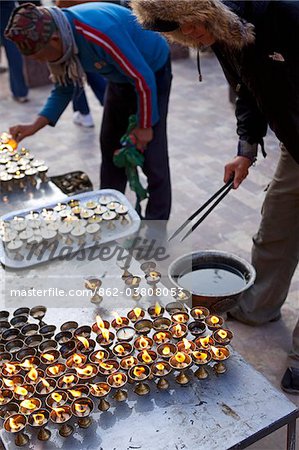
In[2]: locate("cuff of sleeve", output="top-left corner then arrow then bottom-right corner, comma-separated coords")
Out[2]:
237,140 -> 258,162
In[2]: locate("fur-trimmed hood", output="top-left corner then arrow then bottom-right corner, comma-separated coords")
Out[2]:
131,0 -> 255,49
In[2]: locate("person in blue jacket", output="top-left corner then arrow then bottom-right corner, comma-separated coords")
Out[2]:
6,1 -> 172,220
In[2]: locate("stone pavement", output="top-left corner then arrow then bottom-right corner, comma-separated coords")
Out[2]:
0,49 -> 298,449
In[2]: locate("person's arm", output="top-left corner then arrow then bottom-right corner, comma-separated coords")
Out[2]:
9,83 -> 75,142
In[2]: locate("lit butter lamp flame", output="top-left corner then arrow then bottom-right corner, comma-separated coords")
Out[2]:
115,344 -> 126,355
94,350 -> 105,362
156,332 -> 166,342
112,373 -> 123,387
182,338 -> 192,351
154,302 -> 162,316
112,312 -> 123,326
133,308 -> 142,319
3,378 -> 14,388
4,363 -> 18,375
174,352 -> 187,368
211,346 -> 227,360
96,315 -> 105,329
72,354 -> 84,365
156,363 -> 166,373
99,362 -> 114,372
62,375 -> 75,385
77,336 -> 90,349
33,413 -> 46,426
101,328 -> 110,342
139,336 -> 149,349
42,353 -> 55,363
74,403 -> 89,416
142,350 -> 153,364
194,308 -> 203,316
28,368 -> 39,382
20,399 -> 37,411
90,384 -> 109,396
40,378 -> 51,393
162,346 -> 171,356
199,336 -> 211,348
193,351 -> 208,361
53,407 -> 68,422
174,314 -> 186,323
20,359 -> 34,370
122,356 -> 135,368
48,366 -> 60,376
52,392 -> 63,403
9,416 -> 23,432
14,386 -> 28,397
210,316 -> 220,324
76,365 -> 94,377
218,330 -> 228,339
174,324 -> 183,337
133,366 -> 146,379
68,389 -> 83,398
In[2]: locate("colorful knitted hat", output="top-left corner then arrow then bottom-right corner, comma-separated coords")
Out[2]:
4,3 -> 56,55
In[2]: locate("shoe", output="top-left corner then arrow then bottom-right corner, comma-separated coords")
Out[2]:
13,96 -> 29,103
281,367 -> 299,394
73,112 -> 94,128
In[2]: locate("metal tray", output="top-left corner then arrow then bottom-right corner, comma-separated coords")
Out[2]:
0,189 -> 140,269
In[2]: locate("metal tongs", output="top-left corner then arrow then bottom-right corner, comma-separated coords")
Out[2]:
169,178 -> 234,242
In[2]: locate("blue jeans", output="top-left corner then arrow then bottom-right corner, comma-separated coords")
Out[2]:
73,72 -> 106,114
0,1 -> 28,98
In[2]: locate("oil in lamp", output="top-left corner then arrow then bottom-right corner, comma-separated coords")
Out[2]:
91,315 -> 110,334
19,356 -> 40,372
112,342 -> 133,358
151,361 -> 172,390
190,306 -> 210,321
174,289 -> 191,304
140,261 -> 157,274
19,398 -> 41,415
191,349 -> 212,379
137,349 -> 157,366
76,336 -> 96,355
24,334 -> 43,349
40,350 -> 60,365
39,339 -> 58,353
45,363 -> 66,379
177,338 -> 196,354
98,360 -> 119,376
10,314 -> 28,329
13,384 -> 34,401
72,398 -> 94,428
2,376 -> 23,390
145,271 -> 161,294
152,317 -> 171,331
5,339 -> 24,356
128,365 -> 151,396
120,356 -> 138,371
2,362 -> 21,377
20,323 -> 39,337
115,204 -> 129,222
169,323 -> 188,340
96,328 -> 115,348
75,363 -> 98,382
210,346 -> 230,374
54,330 -> 73,345
60,321 -> 78,333
127,307 -> 145,323
28,409 -> 51,441
2,328 -> 21,342
153,331 -> 172,345
60,341 -> 77,359
148,302 -> 164,319
39,325 -> 56,340
67,384 -> 90,401
54,202 -> 67,212
107,200 -> 120,211
66,352 -> 87,369
171,312 -> 190,324
133,319 -> 152,335
35,378 -> 56,396
195,335 -> 215,350
169,352 -> 192,385
102,210 -> 117,227
107,372 -> 128,402
4,414 -> 29,447
125,276 -> 142,300
134,335 -> 153,351
0,389 -> 13,406
46,390 -> 68,409
188,321 -> 206,337
57,373 -> 78,390
111,312 -> 129,329
205,315 -> 224,331
89,349 -> 109,364
156,343 -> 178,360
50,405 -> 73,437
213,328 -> 233,346
89,382 -> 111,411
74,325 -> 92,339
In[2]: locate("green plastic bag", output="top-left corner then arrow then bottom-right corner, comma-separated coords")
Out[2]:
113,115 -> 148,215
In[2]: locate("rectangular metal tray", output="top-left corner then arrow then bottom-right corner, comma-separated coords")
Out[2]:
0,189 -> 140,269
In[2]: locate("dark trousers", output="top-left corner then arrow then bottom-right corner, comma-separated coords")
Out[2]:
100,58 -> 172,220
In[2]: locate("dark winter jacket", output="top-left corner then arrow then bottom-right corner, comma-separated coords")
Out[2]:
132,0 -> 299,164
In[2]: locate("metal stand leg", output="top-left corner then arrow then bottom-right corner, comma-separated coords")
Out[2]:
287,419 -> 296,450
